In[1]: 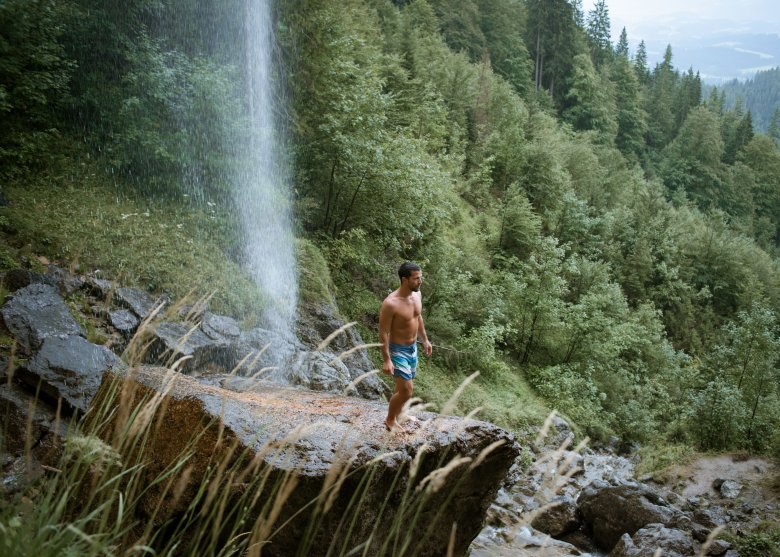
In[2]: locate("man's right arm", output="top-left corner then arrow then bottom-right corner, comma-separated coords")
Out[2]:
379,300 -> 394,375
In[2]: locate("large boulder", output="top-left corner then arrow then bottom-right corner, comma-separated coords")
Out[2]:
578,481 -> 684,550
16,335 -> 120,413
531,495 -> 581,537
90,365 -> 520,556
1,283 -> 84,353
609,524 -> 696,557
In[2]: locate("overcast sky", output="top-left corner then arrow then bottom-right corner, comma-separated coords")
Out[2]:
582,0 -> 780,43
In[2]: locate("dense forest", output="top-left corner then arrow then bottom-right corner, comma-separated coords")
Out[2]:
713,66 -> 780,136
1,0 -> 779,461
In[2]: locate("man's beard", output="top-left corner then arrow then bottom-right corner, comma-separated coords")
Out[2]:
410,285 -> 420,292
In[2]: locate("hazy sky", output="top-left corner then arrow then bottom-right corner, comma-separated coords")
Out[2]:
582,0 -> 780,42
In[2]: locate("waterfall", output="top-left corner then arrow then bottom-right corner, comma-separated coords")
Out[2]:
235,0 -> 297,339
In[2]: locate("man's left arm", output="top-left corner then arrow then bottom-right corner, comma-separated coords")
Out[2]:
417,298 -> 432,357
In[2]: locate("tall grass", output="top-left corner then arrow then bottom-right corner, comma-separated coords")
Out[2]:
0,307 -> 517,557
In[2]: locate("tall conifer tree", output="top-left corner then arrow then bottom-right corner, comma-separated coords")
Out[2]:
586,0 -> 611,67
615,27 -> 629,57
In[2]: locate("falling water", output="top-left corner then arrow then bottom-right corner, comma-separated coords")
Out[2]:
235,0 -> 297,338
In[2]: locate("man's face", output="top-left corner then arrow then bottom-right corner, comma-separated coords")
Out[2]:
405,270 -> 423,292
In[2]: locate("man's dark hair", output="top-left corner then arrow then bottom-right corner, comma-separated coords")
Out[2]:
398,261 -> 421,281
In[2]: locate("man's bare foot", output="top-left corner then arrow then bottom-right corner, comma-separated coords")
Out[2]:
384,419 -> 406,432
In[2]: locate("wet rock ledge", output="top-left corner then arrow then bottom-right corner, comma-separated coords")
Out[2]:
91,365 -> 520,557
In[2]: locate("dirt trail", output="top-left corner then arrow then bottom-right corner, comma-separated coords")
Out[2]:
666,454 -> 778,507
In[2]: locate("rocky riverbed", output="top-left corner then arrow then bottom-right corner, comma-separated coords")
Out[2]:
469,418 -> 779,556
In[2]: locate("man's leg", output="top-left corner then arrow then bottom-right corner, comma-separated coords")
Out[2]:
385,376 -> 413,430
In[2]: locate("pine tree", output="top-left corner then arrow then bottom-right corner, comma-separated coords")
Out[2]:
586,0 -> 612,67
476,0 -> 533,96
768,107 -> 780,147
615,26 -> 629,57
571,0 -> 585,27
673,67 -> 702,135
646,44 -> 677,149
563,52 -> 617,142
724,110 -> 755,164
611,53 -> 646,157
526,0 -> 580,102
633,40 -> 648,84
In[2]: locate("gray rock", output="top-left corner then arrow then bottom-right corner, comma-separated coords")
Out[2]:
219,351 -> 352,394
114,286 -> 162,319
576,453 -> 635,489
17,335 -> 119,413
0,354 -> 8,380
92,365 -> 520,557
1,283 -> 84,353
84,276 -> 115,299
609,524 -> 696,557
693,508 -> 728,529
44,265 -> 84,294
692,522 -> 711,542
470,524 -> 588,556
0,382 -> 56,455
109,309 -> 139,338
719,480 -> 742,499
1,454 -> 44,495
237,327 -> 301,370
296,301 -> 387,399
531,495 -> 581,537
707,539 -> 731,556
578,481 -> 683,550
200,312 -> 241,341
144,321 -> 236,374
0,381 -> 67,466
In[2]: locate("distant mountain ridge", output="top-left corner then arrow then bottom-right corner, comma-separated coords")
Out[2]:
639,32 -> 780,84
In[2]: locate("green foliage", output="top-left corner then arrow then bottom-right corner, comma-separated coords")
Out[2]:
111,40 -> 245,199
585,0 -> 612,67
527,364 -> 611,441
686,378 -> 749,450
563,53 -> 617,142
0,0 -> 74,172
526,0 -> 582,104
661,106 -> 725,208
296,238 -> 336,307
728,522 -> 780,557
610,54 -> 647,158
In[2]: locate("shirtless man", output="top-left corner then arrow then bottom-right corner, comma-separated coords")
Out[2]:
380,261 -> 432,431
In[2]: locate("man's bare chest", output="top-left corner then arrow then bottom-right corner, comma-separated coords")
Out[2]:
393,300 -> 421,322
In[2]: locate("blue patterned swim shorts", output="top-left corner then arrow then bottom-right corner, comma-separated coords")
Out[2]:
390,341 -> 418,381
